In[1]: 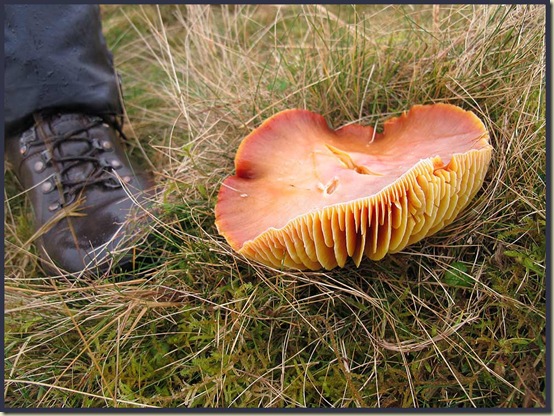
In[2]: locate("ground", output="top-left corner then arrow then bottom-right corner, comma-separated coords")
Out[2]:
4,4 -> 547,408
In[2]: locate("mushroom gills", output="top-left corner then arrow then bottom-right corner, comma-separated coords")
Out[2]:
217,104 -> 493,270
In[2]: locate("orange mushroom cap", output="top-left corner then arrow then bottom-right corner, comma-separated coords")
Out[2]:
215,103 -> 492,270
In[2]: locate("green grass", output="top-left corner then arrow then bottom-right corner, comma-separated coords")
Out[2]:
4,4 -> 546,408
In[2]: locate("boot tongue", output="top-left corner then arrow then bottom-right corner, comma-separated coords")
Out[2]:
49,115 -> 98,183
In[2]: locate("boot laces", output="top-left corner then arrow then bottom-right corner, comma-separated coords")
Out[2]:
20,115 -> 127,208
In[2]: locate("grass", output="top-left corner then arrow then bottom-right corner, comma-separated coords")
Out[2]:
4,4 -> 547,408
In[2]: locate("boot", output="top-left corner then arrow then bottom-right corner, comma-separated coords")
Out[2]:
5,113 -> 154,276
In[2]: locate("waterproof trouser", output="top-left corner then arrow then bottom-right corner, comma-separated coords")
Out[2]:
4,5 -> 122,136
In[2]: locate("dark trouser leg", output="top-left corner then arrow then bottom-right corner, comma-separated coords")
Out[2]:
4,5 -> 123,137
4,5 -> 153,276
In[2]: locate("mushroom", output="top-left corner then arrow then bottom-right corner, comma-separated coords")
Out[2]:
215,104 -> 492,270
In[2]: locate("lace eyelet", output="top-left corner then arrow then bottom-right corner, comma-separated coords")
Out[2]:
41,180 -> 54,193
92,138 -> 113,151
40,149 -> 52,163
34,160 -> 46,172
19,129 -> 36,155
48,202 -> 61,212
110,159 -> 122,169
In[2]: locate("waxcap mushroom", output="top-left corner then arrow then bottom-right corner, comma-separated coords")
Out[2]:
215,103 -> 492,270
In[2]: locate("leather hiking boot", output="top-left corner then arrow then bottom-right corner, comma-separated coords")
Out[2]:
5,113 -> 154,276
